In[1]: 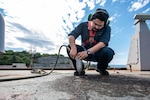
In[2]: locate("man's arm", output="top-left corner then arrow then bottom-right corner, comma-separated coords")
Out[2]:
76,42 -> 105,60
68,35 -> 77,59
88,42 -> 105,54
69,35 -> 76,49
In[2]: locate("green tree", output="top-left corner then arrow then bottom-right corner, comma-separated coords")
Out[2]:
0,50 -> 65,66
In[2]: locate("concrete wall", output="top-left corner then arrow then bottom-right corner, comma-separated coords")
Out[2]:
33,56 -> 72,68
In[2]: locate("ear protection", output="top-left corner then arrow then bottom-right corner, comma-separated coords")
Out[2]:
88,9 -> 110,26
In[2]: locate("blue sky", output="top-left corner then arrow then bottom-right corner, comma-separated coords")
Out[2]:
0,0 -> 150,65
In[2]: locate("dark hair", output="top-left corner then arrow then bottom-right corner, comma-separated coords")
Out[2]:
91,8 -> 109,24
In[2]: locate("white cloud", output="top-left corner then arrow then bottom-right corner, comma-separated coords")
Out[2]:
112,0 -> 126,3
99,0 -> 107,6
0,0 -> 88,55
0,0 -> 108,55
109,16 -> 116,22
142,7 -> 150,13
86,1 -> 95,10
112,0 -> 117,2
83,0 -> 107,10
109,13 -> 120,23
128,0 -> 150,12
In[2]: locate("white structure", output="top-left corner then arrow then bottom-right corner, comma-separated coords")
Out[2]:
127,14 -> 150,71
0,13 -> 5,53
12,63 -> 27,68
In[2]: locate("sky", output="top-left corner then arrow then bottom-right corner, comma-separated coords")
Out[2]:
0,0 -> 150,65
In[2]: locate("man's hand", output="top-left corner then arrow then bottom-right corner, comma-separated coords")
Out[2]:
76,51 -> 88,60
69,49 -> 77,59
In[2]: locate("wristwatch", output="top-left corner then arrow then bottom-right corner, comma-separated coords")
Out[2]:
87,50 -> 91,55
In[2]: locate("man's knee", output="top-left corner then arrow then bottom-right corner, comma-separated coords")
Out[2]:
95,47 -> 114,61
103,47 -> 115,57
103,47 -> 115,63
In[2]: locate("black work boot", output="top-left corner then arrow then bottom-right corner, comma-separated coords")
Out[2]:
74,70 -> 85,76
96,68 -> 109,76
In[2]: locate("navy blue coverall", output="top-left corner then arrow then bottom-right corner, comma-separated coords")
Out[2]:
68,22 -> 115,71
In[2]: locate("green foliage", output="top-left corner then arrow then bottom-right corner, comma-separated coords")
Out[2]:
0,50 -> 61,66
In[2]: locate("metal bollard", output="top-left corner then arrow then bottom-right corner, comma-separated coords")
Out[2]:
0,13 -> 5,54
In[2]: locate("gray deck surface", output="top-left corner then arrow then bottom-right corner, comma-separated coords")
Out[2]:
0,70 -> 150,100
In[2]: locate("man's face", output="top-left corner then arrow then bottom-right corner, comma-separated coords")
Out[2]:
92,18 -> 105,31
